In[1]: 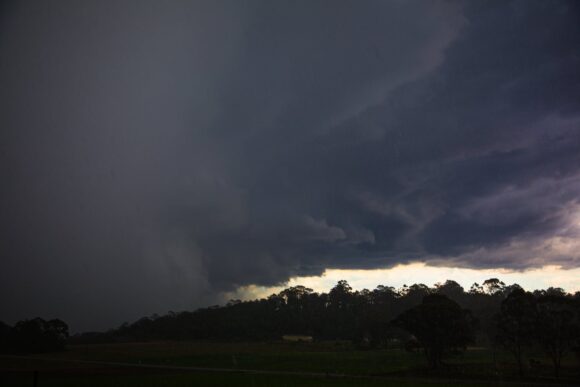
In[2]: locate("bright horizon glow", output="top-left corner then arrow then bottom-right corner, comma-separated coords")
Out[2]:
228,263 -> 580,300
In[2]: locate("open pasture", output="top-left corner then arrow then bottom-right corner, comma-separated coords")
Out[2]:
1,341 -> 578,386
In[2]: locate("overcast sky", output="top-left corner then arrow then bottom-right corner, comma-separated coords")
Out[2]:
1,0 -> 580,331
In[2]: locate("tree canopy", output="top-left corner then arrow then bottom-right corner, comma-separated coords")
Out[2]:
393,294 -> 477,368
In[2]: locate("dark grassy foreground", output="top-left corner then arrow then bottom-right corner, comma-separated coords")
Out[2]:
1,341 -> 579,386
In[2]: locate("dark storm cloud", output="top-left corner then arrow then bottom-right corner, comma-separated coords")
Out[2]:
1,0 -> 579,330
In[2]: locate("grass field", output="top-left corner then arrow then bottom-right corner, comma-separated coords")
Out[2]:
1,341 -> 579,386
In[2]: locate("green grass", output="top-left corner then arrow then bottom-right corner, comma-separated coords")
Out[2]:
26,341 -> 428,374
0,372 -> 498,387
1,341 -> 579,386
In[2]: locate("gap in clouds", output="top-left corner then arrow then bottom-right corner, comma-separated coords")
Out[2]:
227,264 -> 580,301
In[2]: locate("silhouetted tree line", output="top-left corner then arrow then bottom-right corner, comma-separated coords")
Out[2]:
494,287 -> 580,377
69,278 -> 580,375
68,279 -> 577,368
0,318 -> 69,354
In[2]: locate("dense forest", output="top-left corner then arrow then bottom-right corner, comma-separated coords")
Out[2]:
0,318 -> 68,354
3,278 -> 580,376
73,279 -> 576,344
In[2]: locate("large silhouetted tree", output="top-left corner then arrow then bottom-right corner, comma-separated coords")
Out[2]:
482,278 -> 506,296
393,294 -> 477,369
494,288 -> 536,376
435,280 -> 465,302
535,291 -> 579,378
327,280 -> 355,339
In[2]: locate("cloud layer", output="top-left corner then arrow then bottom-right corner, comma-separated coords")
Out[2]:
1,0 -> 579,330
